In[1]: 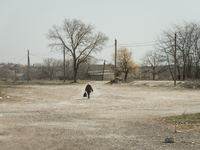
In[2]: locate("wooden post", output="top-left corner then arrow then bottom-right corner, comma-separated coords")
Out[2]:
27,50 -> 30,81
174,33 -> 177,87
115,39 -> 117,83
63,46 -> 66,83
14,69 -> 17,82
102,60 -> 106,81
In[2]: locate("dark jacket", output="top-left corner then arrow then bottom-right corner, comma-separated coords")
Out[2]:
85,84 -> 93,93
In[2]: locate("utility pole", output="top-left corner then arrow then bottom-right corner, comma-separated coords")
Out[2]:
63,46 -> 66,83
115,39 -> 117,83
14,68 -> 17,82
27,50 -> 30,81
102,60 -> 106,81
174,33 -> 177,87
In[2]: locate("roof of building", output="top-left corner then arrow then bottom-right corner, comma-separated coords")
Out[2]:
10,64 -> 26,69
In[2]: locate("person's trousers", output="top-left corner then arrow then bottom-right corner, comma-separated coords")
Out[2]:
87,92 -> 90,99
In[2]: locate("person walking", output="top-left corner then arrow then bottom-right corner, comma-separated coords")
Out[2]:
85,83 -> 93,99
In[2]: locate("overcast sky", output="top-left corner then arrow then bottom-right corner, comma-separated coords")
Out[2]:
1,0 -> 200,66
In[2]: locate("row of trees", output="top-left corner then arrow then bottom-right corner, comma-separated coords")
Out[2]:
46,19 -> 200,82
30,57 -> 98,80
0,57 -> 98,81
0,63 -> 15,80
142,21 -> 200,80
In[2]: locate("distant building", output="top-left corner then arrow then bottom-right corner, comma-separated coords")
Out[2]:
10,64 -> 25,69
0,63 -> 3,68
87,64 -> 114,81
10,64 -> 26,80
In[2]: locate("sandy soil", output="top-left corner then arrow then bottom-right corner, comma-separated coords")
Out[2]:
0,81 -> 200,150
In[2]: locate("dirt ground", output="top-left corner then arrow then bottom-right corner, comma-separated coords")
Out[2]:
0,81 -> 200,150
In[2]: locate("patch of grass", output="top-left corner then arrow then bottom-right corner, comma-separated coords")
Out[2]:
0,89 -> 2,97
182,81 -> 200,89
0,82 -> 13,85
152,113 -> 200,132
0,80 -> 91,86
106,80 -> 114,85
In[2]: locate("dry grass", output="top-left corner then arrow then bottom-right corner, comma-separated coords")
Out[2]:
152,113 -> 200,132
181,80 -> 200,89
0,80 -> 90,86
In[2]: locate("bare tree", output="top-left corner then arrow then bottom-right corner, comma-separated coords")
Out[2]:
28,63 -> 42,80
77,56 -> 98,80
156,21 -> 200,80
59,58 -> 74,80
46,19 -> 109,82
0,63 -> 15,80
142,50 -> 162,80
43,58 -> 61,80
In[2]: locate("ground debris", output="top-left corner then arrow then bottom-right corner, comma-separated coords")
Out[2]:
165,137 -> 175,143
181,141 -> 194,144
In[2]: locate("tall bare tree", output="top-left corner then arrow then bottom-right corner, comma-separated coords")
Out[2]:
142,50 -> 162,80
46,19 -> 109,82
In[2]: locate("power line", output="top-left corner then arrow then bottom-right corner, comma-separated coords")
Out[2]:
30,50 -> 62,55
103,45 -> 114,49
15,55 -> 27,64
118,43 -> 158,47
117,40 -> 171,48
118,40 -> 159,45
17,40 -> 167,64
29,54 -> 44,58
30,51 -> 61,57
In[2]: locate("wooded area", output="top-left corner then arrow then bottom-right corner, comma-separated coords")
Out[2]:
142,21 -> 200,81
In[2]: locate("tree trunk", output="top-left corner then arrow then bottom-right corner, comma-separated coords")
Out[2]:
73,59 -> 78,82
182,55 -> 186,81
195,65 -> 200,79
124,72 -> 128,81
183,64 -> 186,81
168,65 -> 174,80
153,73 -> 155,80
74,69 -> 77,82
177,64 -> 181,80
50,74 -> 52,80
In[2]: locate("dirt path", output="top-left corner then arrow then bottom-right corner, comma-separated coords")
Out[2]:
0,81 -> 200,150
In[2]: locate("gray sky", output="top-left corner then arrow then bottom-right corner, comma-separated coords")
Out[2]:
1,0 -> 200,65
